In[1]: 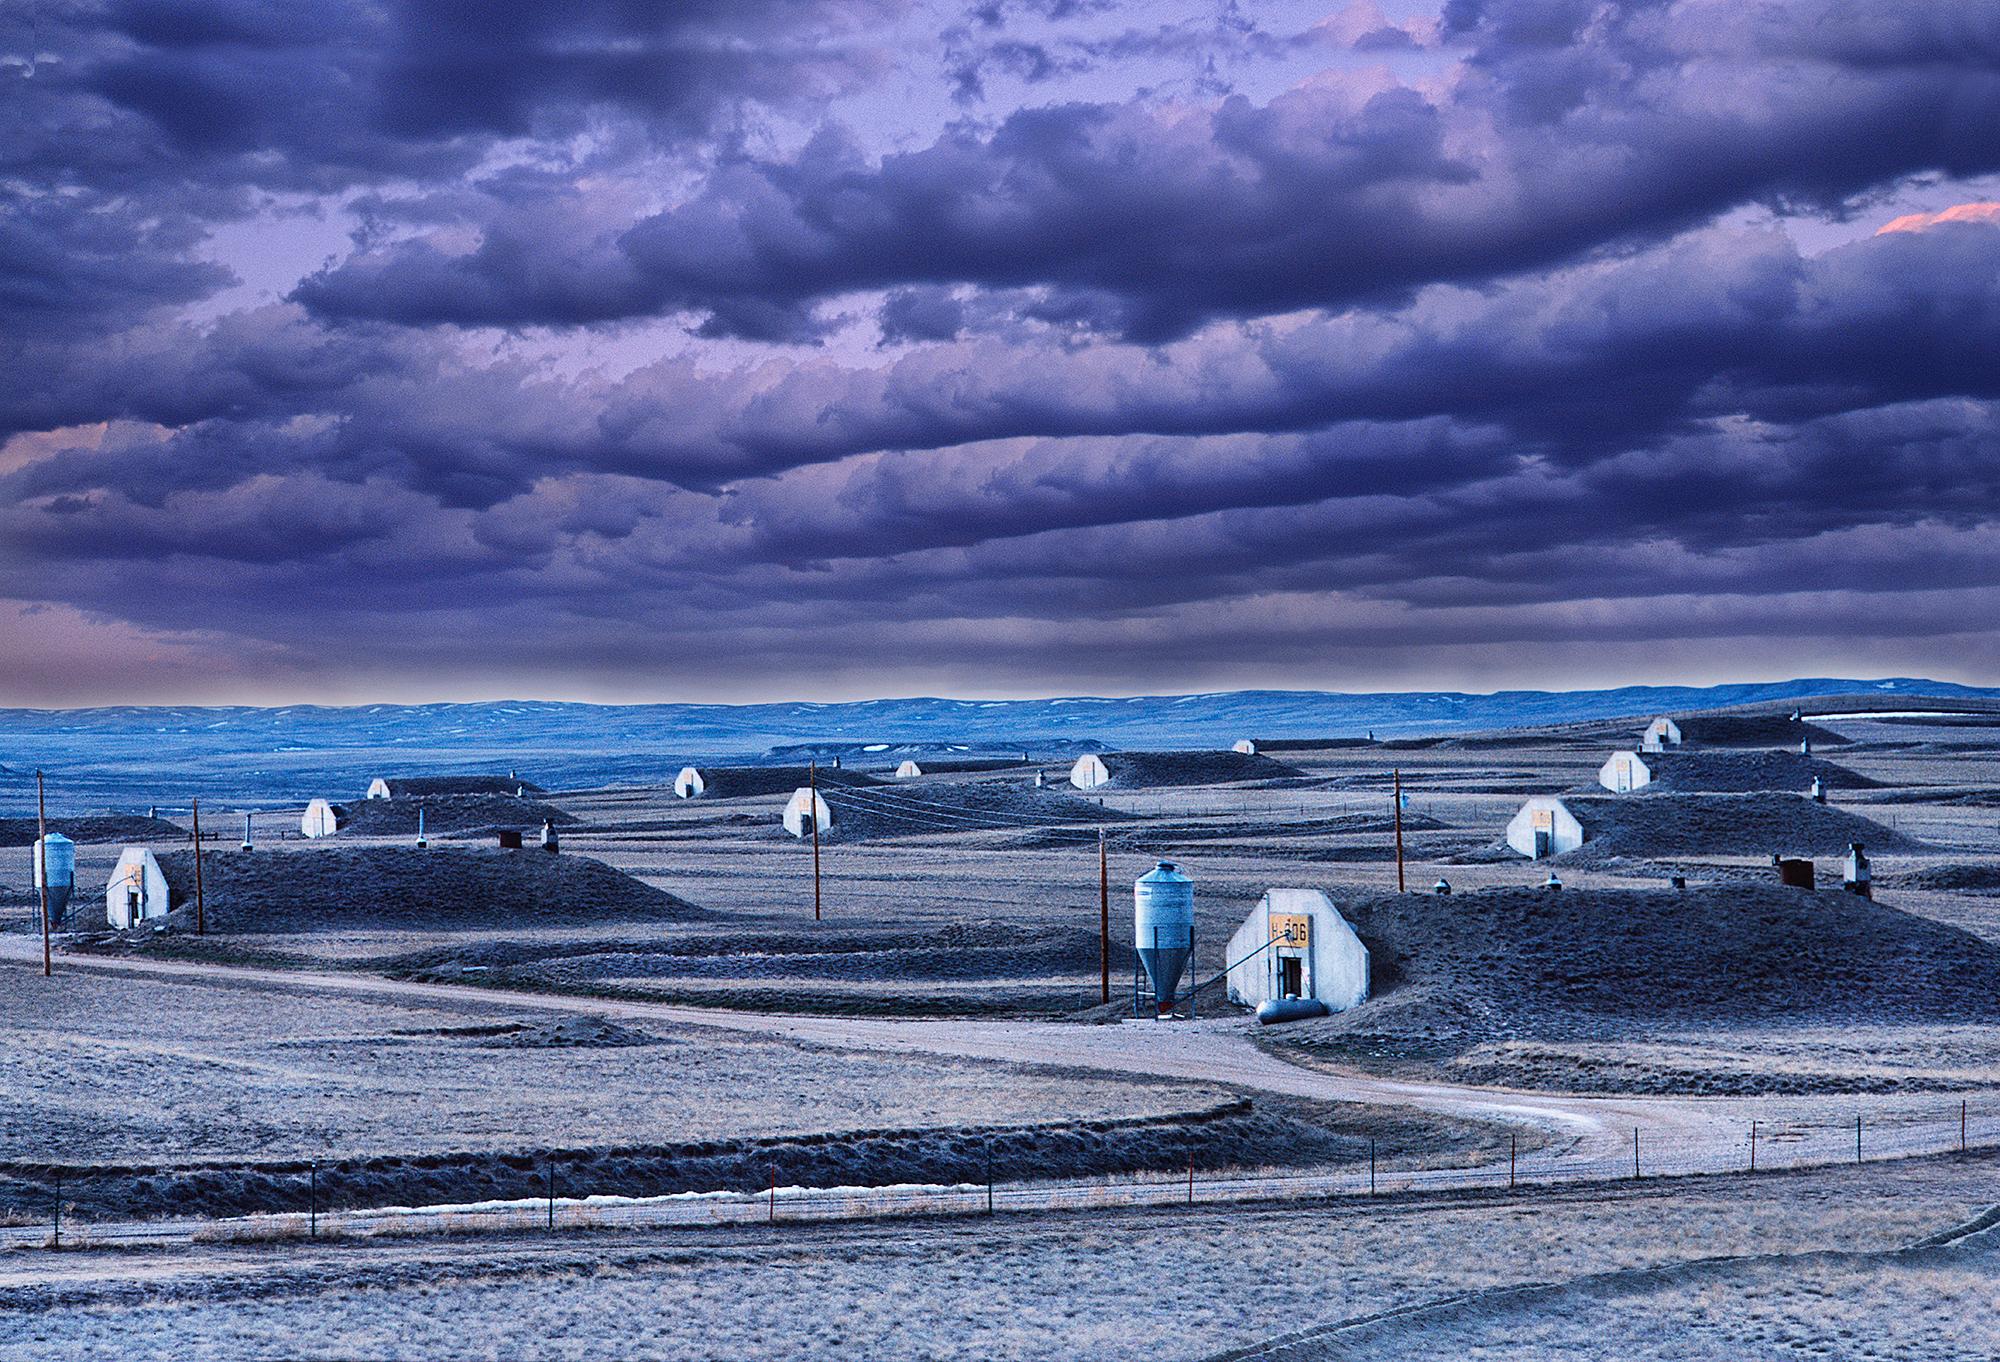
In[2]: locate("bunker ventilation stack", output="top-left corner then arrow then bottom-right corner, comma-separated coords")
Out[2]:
1844,843 -> 1872,899
1134,860 -> 1194,1016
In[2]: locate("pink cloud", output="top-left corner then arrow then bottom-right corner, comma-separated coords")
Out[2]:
1876,202 -> 2000,235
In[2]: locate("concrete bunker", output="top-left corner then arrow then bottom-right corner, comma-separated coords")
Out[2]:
105,846 -> 169,929
1225,888 -> 1369,1013
300,799 -> 346,838
1599,750 -> 1654,793
783,787 -> 832,838
1507,796 -> 1586,859
1641,717 -> 1683,753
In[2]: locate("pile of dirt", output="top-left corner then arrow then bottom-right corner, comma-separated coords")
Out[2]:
1626,752 -> 1878,794
680,766 -> 882,799
1084,751 -> 1305,788
1274,884 -> 2000,1072
341,795 -> 576,837
136,847 -> 704,933
1241,738 -> 1376,752
816,782 -> 1129,840
371,775 -> 544,797
1559,793 -> 1916,862
0,814 -> 185,847
1879,863 -> 2000,893
483,1017 -> 661,1048
1676,716 -> 1850,748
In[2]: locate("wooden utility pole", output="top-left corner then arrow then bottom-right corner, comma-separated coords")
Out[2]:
191,797 -> 206,935
808,761 -> 822,922
1392,768 -> 1406,894
1098,828 -> 1110,1005
35,769 -> 50,977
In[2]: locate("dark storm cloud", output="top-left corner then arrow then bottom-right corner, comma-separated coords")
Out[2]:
296,0 -> 2000,340
5,0 -> 2000,700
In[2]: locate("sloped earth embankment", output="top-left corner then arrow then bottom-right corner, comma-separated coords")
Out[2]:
1266,884 -> 2000,1094
0,1095 -> 1488,1223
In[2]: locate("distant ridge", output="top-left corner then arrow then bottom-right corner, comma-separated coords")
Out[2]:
0,677 -> 1993,746
2,677 -> 1994,810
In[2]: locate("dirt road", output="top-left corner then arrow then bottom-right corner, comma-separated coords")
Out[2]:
3,938 -> 1979,1186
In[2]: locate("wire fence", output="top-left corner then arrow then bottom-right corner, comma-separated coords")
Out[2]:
4,1101 -> 1990,1252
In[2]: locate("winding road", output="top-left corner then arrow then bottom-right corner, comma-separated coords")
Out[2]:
7,940 -> 1984,1184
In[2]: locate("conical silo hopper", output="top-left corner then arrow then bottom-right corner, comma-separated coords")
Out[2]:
1134,860 -> 1194,1013
33,833 -> 75,927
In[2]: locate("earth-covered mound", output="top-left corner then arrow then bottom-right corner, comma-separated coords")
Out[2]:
341,795 -> 577,836
1080,750 -> 1304,788
889,758 -> 1029,775
1626,752 -> 1877,794
1275,884 -> 2000,1068
816,781 -> 1130,840
0,814 -> 186,847
370,775 -> 544,798
1560,793 -> 1916,861
1675,715 -> 1850,748
679,766 -> 883,799
145,847 -> 704,932
1879,863 -> 2000,893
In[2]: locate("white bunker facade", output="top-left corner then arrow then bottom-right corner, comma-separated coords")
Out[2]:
895,760 -> 924,779
1069,753 -> 1111,790
673,767 -> 706,798
1599,750 -> 1654,792
1507,796 -> 1585,859
1225,889 -> 1369,1012
301,799 -> 345,838
106,847 -> 169,929
1641,717 -> 1683,752
782,787 -> 832,838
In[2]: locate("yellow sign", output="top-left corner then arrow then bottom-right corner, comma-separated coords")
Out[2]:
1269,913 -> 1310,947
1533,809 -> 1554,830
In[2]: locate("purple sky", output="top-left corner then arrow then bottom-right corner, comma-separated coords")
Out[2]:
3,0 -> 1999,706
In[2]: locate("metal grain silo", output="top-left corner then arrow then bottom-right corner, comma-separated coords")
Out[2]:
1134,860 -> 1194,1014
33,833 -> 75,927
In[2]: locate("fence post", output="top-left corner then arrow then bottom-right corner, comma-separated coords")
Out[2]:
1186,1156 -> 1195,1206
52,1172 -> 60,1249
1962,1101 -> 1968,1154
309,1164 -> 318,1239
547,1158 -> 556,1230
986,1149 -> 994,1217
1509,1135 -> 1516,1190
1632,1128 -> 1640,1180
1750,1120 -> 1758,1172
1368,1139 -> 1376,1196
1855,1114 -> 1862,1164
769,1166 -> 777,1223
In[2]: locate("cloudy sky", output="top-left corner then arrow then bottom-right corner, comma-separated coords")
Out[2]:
3,0 -> 1998,706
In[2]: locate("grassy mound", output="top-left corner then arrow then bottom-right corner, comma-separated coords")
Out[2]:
341,794 -> 576,836
679,766 -> 883,799
1880,863 -> 2000,893
0,814 -> 185,847
1085,751 -> 1305,788
146,847 -> 704,932
815,781 -> 1127,840
1634,752 -> 1877,794
371,776 -> 544,797
1677,715 -> 1849,747
1274,884 -> 2000,1071
1560,793 -> 1916,861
